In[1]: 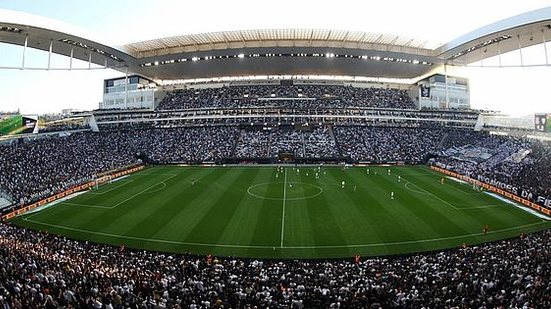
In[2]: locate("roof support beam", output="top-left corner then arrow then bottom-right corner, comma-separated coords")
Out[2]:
69,47 -> 74,70
221,32 -> 230,49
341,31 -> 350,48
542,30 -> 549,65
324,30 -> 332,47
497,40 -> 502,67
21,35 -> 28,69
238,31 -> 246,48
517,35 -> 524,66
47,39 -> 52,70
357,32 -> 368,49
257,29 -> 263,47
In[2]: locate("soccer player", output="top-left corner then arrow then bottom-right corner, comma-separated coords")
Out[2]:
387,169 -> 391,176
397,175 -> 401,183
390,191 -> 394,199
341,181 -> 345,189
366,168 -> 370,175
441,177 -> 445,185
353,185 -> 357,192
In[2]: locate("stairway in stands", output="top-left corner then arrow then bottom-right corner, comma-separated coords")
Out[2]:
437,132 -> 450,149
230,129 -> 244,157
327,125 -> 344,157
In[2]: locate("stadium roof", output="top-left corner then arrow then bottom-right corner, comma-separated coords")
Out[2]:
2,7 -> 551,81
124,29 -> 442,59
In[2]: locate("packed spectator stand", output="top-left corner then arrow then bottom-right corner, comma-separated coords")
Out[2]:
2,125 -> 551,212
157,85 -> 416,110
0,82 -> 550,308
432,132 -> 551,209
0,222 -> 549,308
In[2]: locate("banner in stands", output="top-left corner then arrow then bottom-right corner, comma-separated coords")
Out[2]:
534,114 -> 546,132
476,174 -> 551,209
420,85 -> 431,98
534,113 -> 551,132
431,166 -> 551,216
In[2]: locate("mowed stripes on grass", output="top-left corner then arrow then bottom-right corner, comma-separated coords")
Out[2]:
11,166 -> 551,259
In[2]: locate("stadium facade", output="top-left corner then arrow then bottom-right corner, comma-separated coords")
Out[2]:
1,8 -> 551,307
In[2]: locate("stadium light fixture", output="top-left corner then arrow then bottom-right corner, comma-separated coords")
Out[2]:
192,57 -> 199,61
238,53 -> 245,58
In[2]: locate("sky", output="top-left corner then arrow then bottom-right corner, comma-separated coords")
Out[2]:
0,0 -> 551,115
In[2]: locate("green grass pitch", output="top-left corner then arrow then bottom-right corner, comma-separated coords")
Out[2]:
11,165 -> 551,259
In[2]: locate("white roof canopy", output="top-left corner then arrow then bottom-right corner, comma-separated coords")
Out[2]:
124,29 -> 442,58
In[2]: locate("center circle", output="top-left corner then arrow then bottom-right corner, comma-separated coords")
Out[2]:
247,182 -> 323,201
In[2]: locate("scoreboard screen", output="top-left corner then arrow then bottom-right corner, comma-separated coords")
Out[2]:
534,114 -> 551,132
0,114 -> 37,135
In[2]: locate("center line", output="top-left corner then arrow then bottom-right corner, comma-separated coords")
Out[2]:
281,168 -> 287,247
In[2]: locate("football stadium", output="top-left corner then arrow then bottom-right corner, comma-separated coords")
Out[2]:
1,2 -> 551,307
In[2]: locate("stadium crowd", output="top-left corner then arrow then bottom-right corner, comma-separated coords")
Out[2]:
1,124 -> 551,308
334,126 -> 445,163
2,124 -> 551,211
157,85 -> 416,110
234,127 -> 339,159
0,127 -> 238,209
433,132 -> 551,207
0,222 -> 549,308
0,133 -> 137,209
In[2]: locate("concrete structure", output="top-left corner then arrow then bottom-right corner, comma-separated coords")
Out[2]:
3,7 -> 551,114
2,7 -> 551,80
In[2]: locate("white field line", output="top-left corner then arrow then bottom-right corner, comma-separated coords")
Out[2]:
21,219 -> 548,249
404,181 -> 507,210
280,168 -> 287,247
54,174 -> 178,210
140,182 -> 167,195
459,204 -> 505,209
444,178 -> 481,195
62,202 -> 112,209
110,174 -> 178,208
404,181 -> 459,210
484,191 -> 551,220
89,180 -> 134,195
